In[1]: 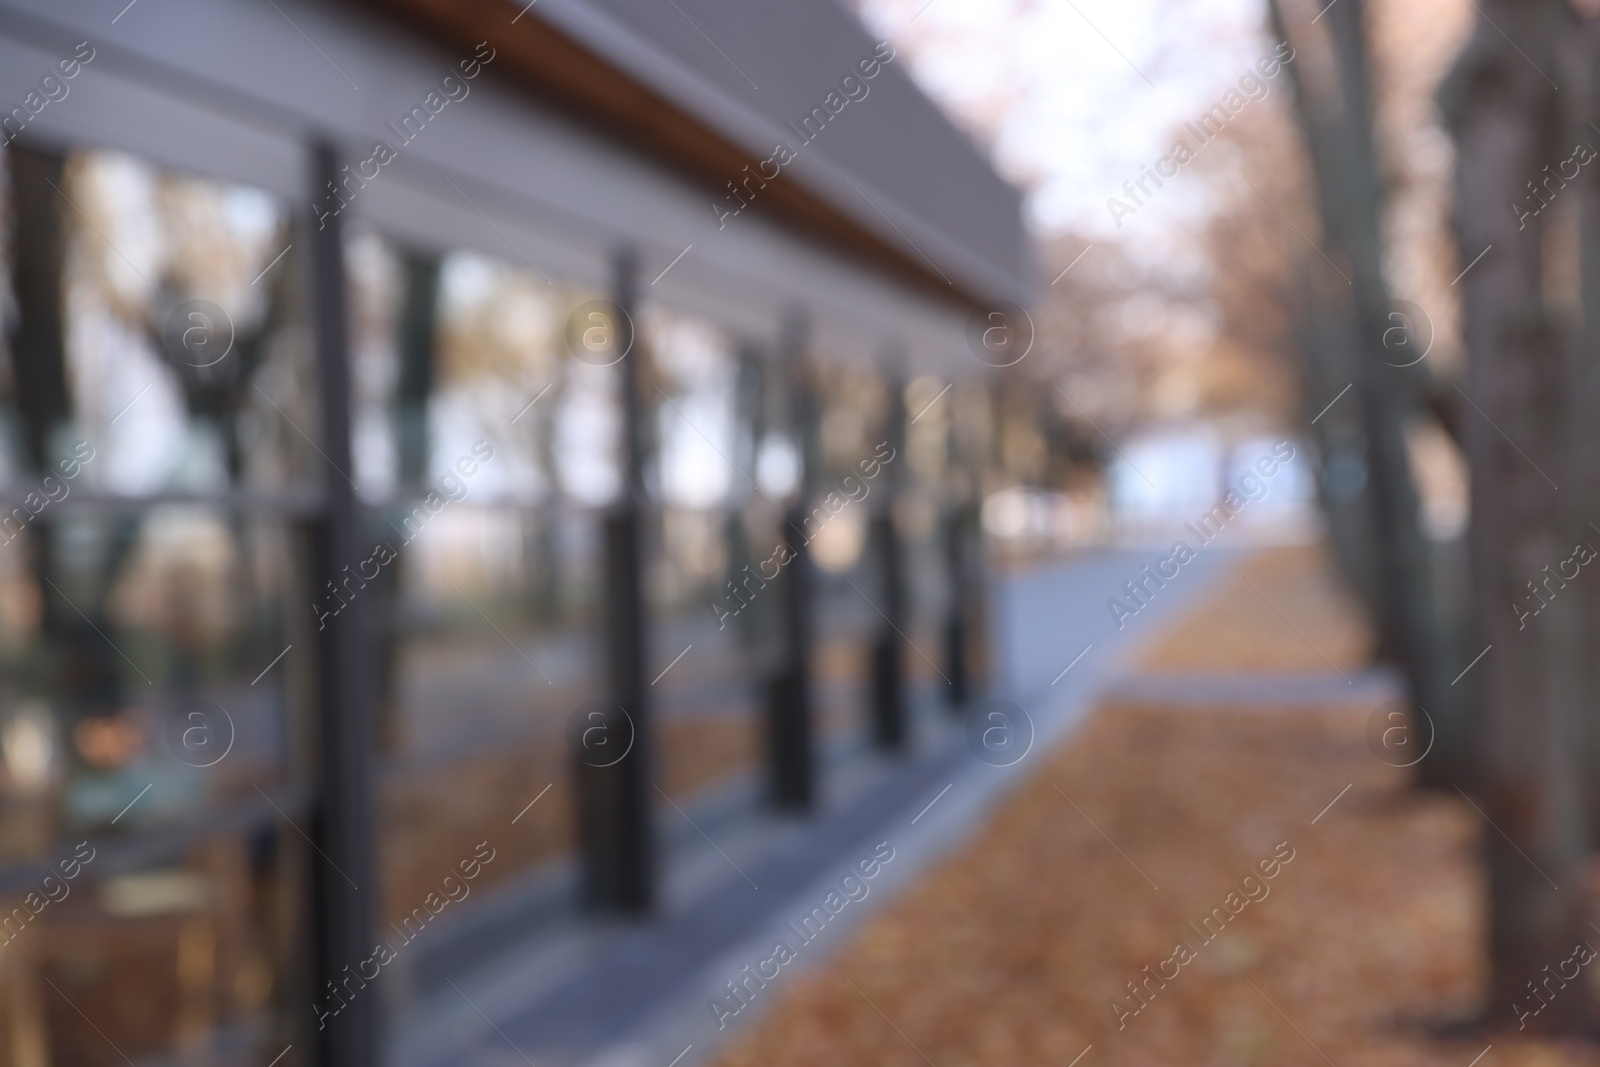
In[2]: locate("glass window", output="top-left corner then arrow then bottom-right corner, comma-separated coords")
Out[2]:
0,142 -> 312,1067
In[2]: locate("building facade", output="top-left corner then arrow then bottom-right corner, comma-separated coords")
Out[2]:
0,1 -> 1028,1064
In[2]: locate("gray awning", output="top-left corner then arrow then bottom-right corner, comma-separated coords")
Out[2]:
530,0 -> 1032,304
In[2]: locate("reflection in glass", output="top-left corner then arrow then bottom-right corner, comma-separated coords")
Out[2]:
0,148 -> 303,867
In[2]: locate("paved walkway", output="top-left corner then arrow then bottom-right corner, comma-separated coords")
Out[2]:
686,545 -> 1529,1067
389,545 -> 1256,1067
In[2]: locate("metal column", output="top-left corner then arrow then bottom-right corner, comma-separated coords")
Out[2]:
306,141 -> 379,1067
578,248 -> 655,912
942,504 -> 976,710
869,374 -> 908,750
944,390 -> 986,712
765,315 -> 816,809
374,249 -> 440,752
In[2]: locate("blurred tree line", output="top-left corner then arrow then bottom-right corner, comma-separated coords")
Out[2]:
949,0 -> 1600,1031
853,0 -> 1600,1033
1269,0 -> 1600,1032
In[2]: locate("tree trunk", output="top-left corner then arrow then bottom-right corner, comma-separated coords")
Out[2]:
1568,16 -> 1600,854
1268,0 -> 1458,783
1293,263 -> 1382,638
1442,0 -> 1590,1031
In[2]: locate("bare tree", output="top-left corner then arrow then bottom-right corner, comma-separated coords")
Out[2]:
1268,0 -> 1459,784
1441,0 -> 1591,1031
1564,13 -> 1600,854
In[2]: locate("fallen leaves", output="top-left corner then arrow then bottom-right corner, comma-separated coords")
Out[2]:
710,547 -> 1600,1067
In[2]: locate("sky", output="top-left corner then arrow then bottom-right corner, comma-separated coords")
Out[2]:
850,0 -> 1283,244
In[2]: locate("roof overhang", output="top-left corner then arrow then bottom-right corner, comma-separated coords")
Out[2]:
358,0 -> 1032,309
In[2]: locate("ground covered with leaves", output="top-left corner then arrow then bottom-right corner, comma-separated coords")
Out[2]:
711,545 -> 1600,1067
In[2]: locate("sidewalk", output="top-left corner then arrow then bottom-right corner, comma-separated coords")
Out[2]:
701,544 -> 1572,1067
389,545 -> 1248,1067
